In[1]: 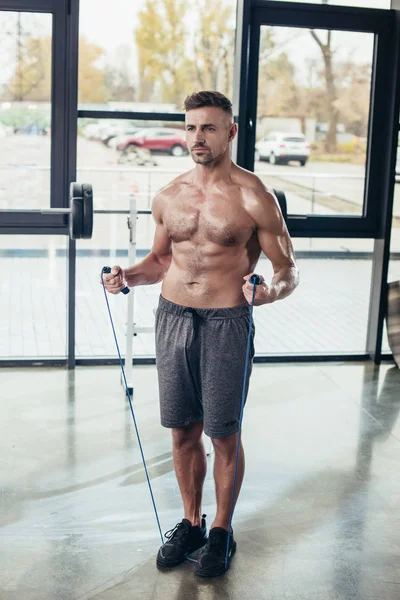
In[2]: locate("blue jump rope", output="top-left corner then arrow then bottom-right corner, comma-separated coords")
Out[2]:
101,266 -> 261,569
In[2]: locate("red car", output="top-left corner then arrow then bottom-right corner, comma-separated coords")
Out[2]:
116,127 -> 188,157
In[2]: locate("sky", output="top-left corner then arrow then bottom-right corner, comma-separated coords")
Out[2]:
80,0 -> 149,53
269,28 -> 375,84
0,0 -> 390,90
78,0 -> 390,56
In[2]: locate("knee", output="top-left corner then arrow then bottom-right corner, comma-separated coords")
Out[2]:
172,421 -> 204,450
211,433 -> 240,457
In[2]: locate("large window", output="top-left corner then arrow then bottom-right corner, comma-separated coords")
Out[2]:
61,2 -> 400,362
237,3 -> 395,246
78,0 -> 237,112
0,0 -> 397,365
0,0 -> 76,241
255,27 -> 374,218
0,11 -> 52,210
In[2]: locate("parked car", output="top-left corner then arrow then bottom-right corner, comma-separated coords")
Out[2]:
81,123 -> 108,140
116,128 -> 188,157
255,132 -> 310,166
0,122 -> 13,137
102,126 -> 142,147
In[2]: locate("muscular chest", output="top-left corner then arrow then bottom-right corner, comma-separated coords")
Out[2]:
164,197 -> 253,246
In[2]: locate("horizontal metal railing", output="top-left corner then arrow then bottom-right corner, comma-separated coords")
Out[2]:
0,163 -> 366,179
0,164 -> 368,209
1,164 -> 399,223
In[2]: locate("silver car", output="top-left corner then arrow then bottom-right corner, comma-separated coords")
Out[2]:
255,131 -> 310,166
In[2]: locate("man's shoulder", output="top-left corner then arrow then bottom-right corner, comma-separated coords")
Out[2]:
231,165 -> 282,230
151,169 -> 193,218
233,164 -> 275,202
155,170 -> 193,200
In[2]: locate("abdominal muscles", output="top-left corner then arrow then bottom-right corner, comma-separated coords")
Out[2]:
162,233 -> 262,307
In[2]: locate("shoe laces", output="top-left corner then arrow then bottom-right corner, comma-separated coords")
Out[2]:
164,521 -> 190,543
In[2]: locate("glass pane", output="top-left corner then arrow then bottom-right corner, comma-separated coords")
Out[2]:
78,0 -> 237,110
0,235 -> 67,358
254,238 -> 374,355
75,213 -> 159,358
77,118 -> 191,211
255,26 -> 374,217
0,12 -> 52,210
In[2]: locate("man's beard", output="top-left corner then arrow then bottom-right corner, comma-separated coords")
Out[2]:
191,147 -> 227,166
191,149 -> 214,165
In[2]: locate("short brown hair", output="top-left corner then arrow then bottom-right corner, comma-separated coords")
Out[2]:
184,91 -> 233,118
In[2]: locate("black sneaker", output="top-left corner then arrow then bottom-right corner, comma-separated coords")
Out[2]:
156,515 -> 207,568
195,527 -> 237,577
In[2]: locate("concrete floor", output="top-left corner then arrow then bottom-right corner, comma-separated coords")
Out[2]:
1,362 -> 400,600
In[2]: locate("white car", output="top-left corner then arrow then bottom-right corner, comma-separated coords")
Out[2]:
255,132 -> 310,166
0,122 -> 13,137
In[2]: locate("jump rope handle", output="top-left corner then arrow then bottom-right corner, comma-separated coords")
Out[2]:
250,274 -> 263,285
102,266 -> 130,295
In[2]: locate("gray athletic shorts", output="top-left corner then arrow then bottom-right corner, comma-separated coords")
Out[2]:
155,295 -> 255,439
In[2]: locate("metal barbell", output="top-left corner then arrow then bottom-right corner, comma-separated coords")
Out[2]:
0,186 -> 289,240
0,183 -> 93,240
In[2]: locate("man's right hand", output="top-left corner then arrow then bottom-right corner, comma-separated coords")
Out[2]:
102,266 -> 128,294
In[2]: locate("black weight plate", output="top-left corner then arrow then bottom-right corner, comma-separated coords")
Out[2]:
81,183 -> 93,239
273,188 -> 288,223
70,182 -> 84,239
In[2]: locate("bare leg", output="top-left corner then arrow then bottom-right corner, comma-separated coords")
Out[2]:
211,433 -> 245,531
172,421 -> 207,527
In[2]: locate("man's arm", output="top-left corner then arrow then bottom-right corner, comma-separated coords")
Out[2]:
244,184 -> 299,305
124,192 -> 172,287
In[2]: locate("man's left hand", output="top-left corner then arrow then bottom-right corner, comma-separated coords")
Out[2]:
242,274 -> 277,306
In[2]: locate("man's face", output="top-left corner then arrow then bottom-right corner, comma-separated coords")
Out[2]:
185,106 -> 237,166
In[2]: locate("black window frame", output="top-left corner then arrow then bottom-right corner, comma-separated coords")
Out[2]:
0,0 -> 74,235
1,0 -> 398,367
236,0 -> 397,239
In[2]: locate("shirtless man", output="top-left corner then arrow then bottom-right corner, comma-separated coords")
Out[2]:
103,91 -> 299,577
